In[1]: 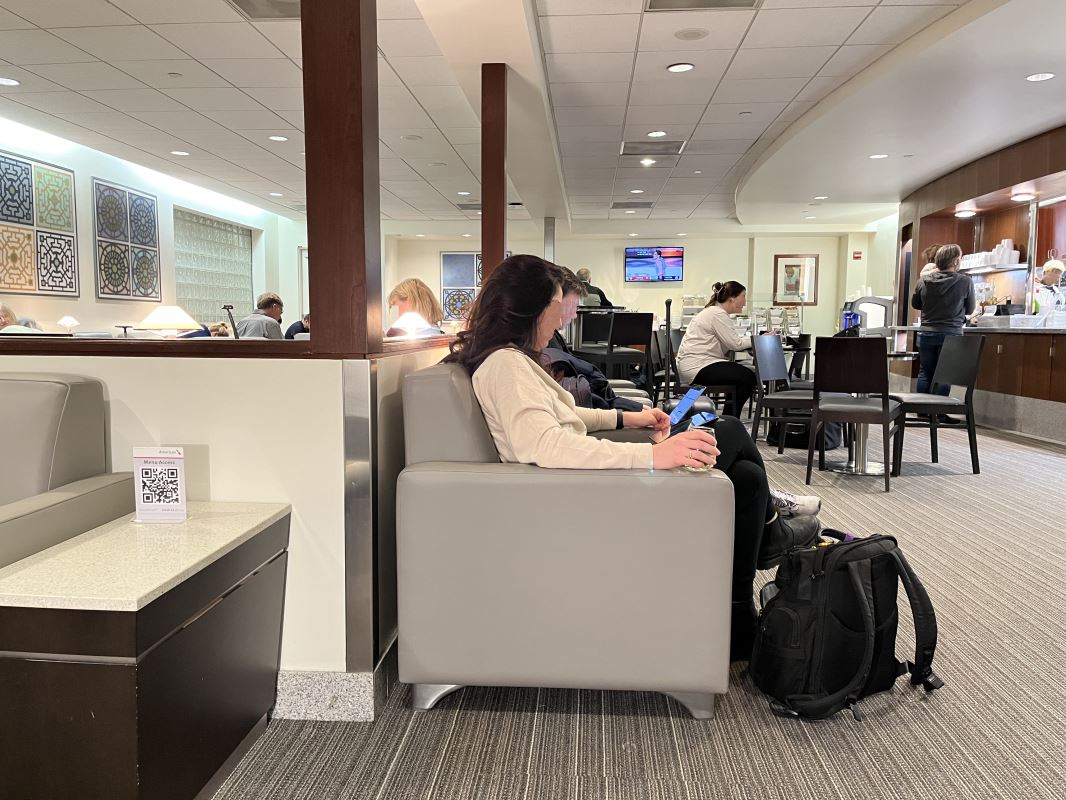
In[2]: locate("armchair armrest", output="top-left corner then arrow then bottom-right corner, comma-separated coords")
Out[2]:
397,462 -> 734,694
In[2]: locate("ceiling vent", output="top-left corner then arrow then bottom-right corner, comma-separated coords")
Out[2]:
646,0 -> 762,10
621,140 -> 687,156
226,0 -> 300,20
611,201 -> 655,210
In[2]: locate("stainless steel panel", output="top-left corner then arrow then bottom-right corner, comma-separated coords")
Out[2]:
342,360 -> 374,673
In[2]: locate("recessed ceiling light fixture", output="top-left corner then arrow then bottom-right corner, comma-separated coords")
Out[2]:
629,189 -> 644,194
170,150 -> 189,156
869,153 -> 888,159
625,210 -> 636,214
429,161 -> 447,167
628,233 -> 638,237
457,191 -> 471,196
674,28 -> 709,41
640,158 -> 656,166
647,130 -> 667,138
955,209 -> 977,218
694,170 -> 702,175
400,134 -> 422,141
1011,192 -> 1036,202
814,195 -> 828,200
268,135 -> 288,142
269,192 -> 283,197
805,216 -> 816,220
1026,72 -> 1055,82
415,233 -> 425,237
0,77 -> 21,87
462,233 -> 472,238
738,111 -> 753,117
677,233 -> 687,237
166,72 -> 183,78
667,63 -> 694,73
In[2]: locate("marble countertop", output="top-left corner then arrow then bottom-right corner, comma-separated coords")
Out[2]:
0,501 -> 290,612
964,327 -> 1066,334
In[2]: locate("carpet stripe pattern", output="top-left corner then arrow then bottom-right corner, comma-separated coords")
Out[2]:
215,428 -> 1066,799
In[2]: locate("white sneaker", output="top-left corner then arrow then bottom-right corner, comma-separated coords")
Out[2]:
770,488 -> 821,518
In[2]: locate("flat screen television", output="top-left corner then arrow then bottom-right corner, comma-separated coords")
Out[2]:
624,246 -> 684,282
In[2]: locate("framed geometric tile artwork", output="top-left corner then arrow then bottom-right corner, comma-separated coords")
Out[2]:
439,251 -> 508,321
93,178 -> 160,301
0,150 -> 78,296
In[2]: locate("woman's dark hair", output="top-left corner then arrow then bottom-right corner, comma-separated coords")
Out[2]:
447,254 -> 563,374
934,244 -> 962,272
705,280 -> 746,307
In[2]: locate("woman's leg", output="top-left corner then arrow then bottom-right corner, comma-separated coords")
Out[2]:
694,361 -> 758,416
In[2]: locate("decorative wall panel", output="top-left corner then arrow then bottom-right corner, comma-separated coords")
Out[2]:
94,178 -> 159,301
0,151 -> 78,296
439,251 -> 504,321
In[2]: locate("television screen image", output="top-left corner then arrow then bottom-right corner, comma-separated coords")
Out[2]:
624,247 -> 684,282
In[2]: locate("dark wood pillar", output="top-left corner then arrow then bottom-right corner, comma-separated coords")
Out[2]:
481,63 -> 507,279
302,0 -> 381,356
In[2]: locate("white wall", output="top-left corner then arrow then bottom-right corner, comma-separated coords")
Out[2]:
0,354 -> 348,673
868,212 -> 902,297
0,122 -> 306,334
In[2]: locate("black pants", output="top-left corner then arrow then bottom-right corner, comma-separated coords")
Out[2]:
694,361 -> 757,417
711,416 -> 771,600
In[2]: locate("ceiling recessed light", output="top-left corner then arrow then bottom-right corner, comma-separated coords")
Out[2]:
462,233 -> 472,238
170,150 -> 190,156
429,161 -> 447,167
814,195 -> 828,200
675,28 -> 708,41
903,154 -> 914,158
477,211 -> 482,215
694,170 -> 702,175
415,233 -> 425,237
269,192 -> 283,197
1011,193 -> 1036,202
677,233 -> 687,237
628,233 -> 638,237
667,63 -> 694,73
0,77 -> 21,87
640,158 -> 656,167
647,130 -> 667,138
629,189 -> 644,194
625,210 -> 636,214
1026,72 -> 1055,82
299,151 -> 305,155
955,210 -> 977,218
738,111 -> 753,117
268,135 -> 288,142
166,72 -> 183,78
805,216 -> 816,220
457,191 -> 471,196
400,134 -> 423,141
869,153 -> 888,159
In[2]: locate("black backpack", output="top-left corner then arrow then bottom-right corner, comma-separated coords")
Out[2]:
751,532 -> 944,721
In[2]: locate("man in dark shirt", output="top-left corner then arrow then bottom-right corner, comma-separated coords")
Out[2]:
912,244 -> 975,406
576,268 -> 612,307
285,313 -> 310,339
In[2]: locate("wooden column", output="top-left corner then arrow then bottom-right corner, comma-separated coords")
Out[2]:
481,63 -> 507,279
301,0 -> 381,356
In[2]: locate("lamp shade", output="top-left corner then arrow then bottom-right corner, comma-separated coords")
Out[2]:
57,315 -> 80,330
136,306 -> 201,332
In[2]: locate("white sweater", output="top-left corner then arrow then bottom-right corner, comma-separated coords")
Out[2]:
472,348 -> 653,470
676,305 -> 752,384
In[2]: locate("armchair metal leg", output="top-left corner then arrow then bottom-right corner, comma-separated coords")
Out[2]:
412,683 -> 463,711
805,416 -> 819,485
751,400 -> 763,440
665,691 -> 716,720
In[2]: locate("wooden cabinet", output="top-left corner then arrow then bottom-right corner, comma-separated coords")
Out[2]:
974,332 -> 1062,400
975,333 -> 1026,395
1021,335 -> 1054,400
1052,336 -> 1066,404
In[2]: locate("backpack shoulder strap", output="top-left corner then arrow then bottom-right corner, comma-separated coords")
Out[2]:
889,549 -> 945,693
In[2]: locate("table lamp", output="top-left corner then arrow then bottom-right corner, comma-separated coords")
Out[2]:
57,315 -> 80,334
136,306 -> 202,338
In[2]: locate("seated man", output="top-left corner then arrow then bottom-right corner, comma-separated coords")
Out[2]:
285,313 -> 310,339
236,292 -> 284,339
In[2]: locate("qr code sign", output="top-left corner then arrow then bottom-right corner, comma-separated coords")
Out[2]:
140,467 -> 181,504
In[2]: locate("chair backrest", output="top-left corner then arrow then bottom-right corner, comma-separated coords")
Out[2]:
402,363 -> 501,466
580,312 -> 612,344
608,312 -> 653,349
580,293 -> 601,307
752,334 -> 790,384
0,374 -> 108,506
932,334 -> 985,392
813,336 -> 889,396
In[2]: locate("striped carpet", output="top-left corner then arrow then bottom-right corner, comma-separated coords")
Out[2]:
214,428 -> 1066,800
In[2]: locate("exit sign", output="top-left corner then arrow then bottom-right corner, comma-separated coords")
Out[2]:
852,251 -> 863,260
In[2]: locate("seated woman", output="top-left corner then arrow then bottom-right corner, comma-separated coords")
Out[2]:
386,278 -> 445,338
676,281 -> 769,417
447,255 -> 821,660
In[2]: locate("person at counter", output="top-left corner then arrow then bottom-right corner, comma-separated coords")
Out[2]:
1034,259 -> 1065,326
911,244 -> 975,404
919,243 -> 942,283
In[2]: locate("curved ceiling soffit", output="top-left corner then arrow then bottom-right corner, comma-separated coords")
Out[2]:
734,0 -> 1014,226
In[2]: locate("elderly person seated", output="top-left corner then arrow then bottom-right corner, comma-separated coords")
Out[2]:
236,292 -> 284,339
0,302 -> 36,333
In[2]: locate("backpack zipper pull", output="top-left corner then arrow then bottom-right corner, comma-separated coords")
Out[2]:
846,698 -> 864,722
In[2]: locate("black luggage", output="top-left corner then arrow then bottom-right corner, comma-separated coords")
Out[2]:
751,531 -> 944,721
766,420 -> 843,451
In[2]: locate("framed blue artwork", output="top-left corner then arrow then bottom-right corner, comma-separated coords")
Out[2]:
93,178 -> 160,301
439,251 -> 508,320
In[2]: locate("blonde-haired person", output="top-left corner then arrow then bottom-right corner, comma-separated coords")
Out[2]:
0,303 -> 16,330
1034,259 -> 1065,326
387,278 -> 445,337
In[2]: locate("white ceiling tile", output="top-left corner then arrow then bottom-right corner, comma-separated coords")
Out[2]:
377,59 -> 403,88
379,104 -> 435,128
150,23 -> 284,59
108,128 -> 197,151
423,106 -> 480,128
614,167 -> 672,180
209,109 -> 289,129
379,159 -> 422,181
662,176 -> 722,194
51,25 -> 188,61
849,5 -> 955,46
389,56 -> 457,86
545,53 -> 634,83
129,110 -> 227,130
243,88 -> 303,111
3,0 -> 136,27
378,0 -> 422,19
565,166 -> 617,180
627,81 -> 714,106
84,88 -> 187,112
161,88 -> 265,112
0,66 -> 66,94
108,0 -> 243,24
201,59 -> 303,89
622,122 -> 695,141
252,20 -> 302,60
676,154 -> 743,174
701,101 -> 787,124
274,109 -> 304,130
637,10 -> 754,51
818,44 -> 892,77
793,75 -> 845,102
550,82 -> 629,107
23,62 -> 146,91
378,85 -> 420,109
690,205 -> 733,219
761,0 -> 875,7
559,140 -> 623,157
540,14 -> 640,53
0,30 -> 94,64
408,84 -> 472,111
377,19 -> 442,58
728,46 -> 835,79
538,0 -> 642,14
172,128 -> 259,152
452,142 -> 480,171
0,8 -> 32,29
608,208 -> 650,220
380,128 -> 454,157
712,77 -> 807,104
744,8 -> 870,48
779,99 -> 814,121
625,105 -> 705,125
632,50 -> 732,83
109,59 -> 230,88
8,91 -> 112,114
566,181 -> 614,195
53,110 -> 155,131
555,105 -> 626,126
442,128 -> 480,145
613,177 -> 667,194
556,125 -> 623,143
693,121 -> 770,140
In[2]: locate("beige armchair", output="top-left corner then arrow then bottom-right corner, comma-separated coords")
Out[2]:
0,374 -> 133,569
396,364 -> 734,719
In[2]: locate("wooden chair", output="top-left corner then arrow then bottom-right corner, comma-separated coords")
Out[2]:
751,334 -> 816,451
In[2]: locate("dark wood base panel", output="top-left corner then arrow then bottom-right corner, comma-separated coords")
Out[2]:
0,518 -> 290,800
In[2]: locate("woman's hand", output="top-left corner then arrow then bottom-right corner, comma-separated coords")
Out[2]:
623,407 -> 671,434
652,429 -> 719,470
